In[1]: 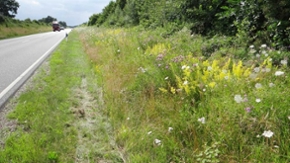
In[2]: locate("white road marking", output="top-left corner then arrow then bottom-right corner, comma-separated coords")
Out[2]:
0,36 -> 64,99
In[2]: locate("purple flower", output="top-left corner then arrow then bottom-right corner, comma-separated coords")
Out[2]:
156,54 -> 164,61
244,107 -> 251,113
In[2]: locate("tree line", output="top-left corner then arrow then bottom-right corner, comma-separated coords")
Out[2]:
0,0 -> 67,27
88,0 -> 290,48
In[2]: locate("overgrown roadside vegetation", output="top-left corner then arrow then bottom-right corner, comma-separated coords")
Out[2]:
0,17 -> 51,39
0,30 -> 123,162
78,27 -> 290,162
0,25 -> 289,162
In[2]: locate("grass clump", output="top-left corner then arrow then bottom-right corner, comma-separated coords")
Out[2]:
79,27 -> 290,162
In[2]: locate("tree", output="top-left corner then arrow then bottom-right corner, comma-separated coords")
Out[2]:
59,21 -> 67,28
38,16 -> 56,24
117,0 -> 127,10
0,0 -> 20,18
88,14 -> 100,26
123,0 -> 139,26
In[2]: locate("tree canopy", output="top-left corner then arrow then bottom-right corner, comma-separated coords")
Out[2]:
88,0 -> 290,48
0,0 -> 20,18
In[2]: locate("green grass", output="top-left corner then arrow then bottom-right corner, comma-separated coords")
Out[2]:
0,30 -> 123,162
0,18 -> 51,39
78,27 -> 290,162
1,26 -> 289,162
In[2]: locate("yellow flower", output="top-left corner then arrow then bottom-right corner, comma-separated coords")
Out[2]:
159,88 -> 168,93
211,60 -> 219,72
208,82 -> 216,88
202,60 -> 210,67
233,61 -> 243,77
170,87 -> 176,94
223,58 -> 231,70
95,65 -> 101,73
243,68 -> 252,77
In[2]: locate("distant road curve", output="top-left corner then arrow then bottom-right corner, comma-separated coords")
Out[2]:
0,29 -> 71,108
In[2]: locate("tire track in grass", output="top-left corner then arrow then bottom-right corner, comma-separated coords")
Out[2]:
71,76 -> 125,163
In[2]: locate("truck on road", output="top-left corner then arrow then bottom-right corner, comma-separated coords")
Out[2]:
52,21 -> 60,32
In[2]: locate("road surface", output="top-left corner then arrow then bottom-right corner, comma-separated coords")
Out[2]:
0,29 -> 71,108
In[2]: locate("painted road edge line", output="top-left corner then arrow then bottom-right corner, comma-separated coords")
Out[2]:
0,36 -> 64,100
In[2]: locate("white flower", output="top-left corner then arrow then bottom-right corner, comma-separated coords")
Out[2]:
256,98 -> 261,103
207,66 -> 212,71
262,50 -> 268,57
182,65 -> 190,70
127,117 -> 130,120
137,47 -> 140,50
250,73 -> 257,79
261,44 -> 267,48
154,139 -> 162,146
234,94 -> 243,103
249,45 -> 255,49
240,1 -> 245,6
250,49 -> 256,54
168,127 -> 173,133
255,83 -> 262,89
183,80 -> 188,85
254,67 -> 260,73
275,71 -> 284,76
262,130 -> 274,138
147,131 -> 152,135
281,60 -> 287,66
288,116 -> 290,120
266,68 -> 271,72
165,77 -> 169,80
269,83 -> 275,87
198,117 -> 206,124
138,67 -> 147,73
117,49 -> 121,53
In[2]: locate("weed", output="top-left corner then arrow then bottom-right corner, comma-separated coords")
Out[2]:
79,27 -> 290,162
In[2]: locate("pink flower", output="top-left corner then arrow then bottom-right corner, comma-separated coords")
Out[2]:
244,107 -> 251,113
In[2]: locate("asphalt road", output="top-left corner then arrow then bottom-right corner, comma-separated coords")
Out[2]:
0,29 -> 71,108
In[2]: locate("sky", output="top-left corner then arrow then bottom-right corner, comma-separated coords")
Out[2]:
15,0 -> 113,26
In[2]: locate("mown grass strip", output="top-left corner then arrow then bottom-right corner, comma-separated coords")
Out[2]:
0,31 -> 88,162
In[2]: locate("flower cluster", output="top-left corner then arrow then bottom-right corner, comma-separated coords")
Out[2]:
162,57 -> 264,97
145,43 -> 170,56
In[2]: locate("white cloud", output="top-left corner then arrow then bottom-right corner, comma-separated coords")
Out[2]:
16,0 -> 112,25
19,0 -> 41,5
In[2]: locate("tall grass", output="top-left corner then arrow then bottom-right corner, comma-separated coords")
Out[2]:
78,27 -> 290,162
0,18 -> 51,39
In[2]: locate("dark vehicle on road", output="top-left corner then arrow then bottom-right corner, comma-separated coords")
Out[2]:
52,21 -> 60,32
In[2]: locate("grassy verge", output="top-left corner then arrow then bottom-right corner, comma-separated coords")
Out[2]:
1,26 -> 289,162
0,18 -> 51,39
0,30 -> 122,162
78,27 -> 290,162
